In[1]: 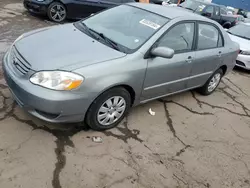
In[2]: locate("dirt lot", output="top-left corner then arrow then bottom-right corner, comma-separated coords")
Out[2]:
1,1 -> 250,188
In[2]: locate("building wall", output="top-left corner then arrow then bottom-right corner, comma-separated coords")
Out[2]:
212,0 -> 250,10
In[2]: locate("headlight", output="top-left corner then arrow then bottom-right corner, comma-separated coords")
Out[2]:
240,50 -> 250,55
30,71 -> 84,90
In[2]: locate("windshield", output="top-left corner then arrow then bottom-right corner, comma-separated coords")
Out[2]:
228,24 -> 250,40
169,0 -> 179,3
180,0 -> 207,12
80,5 -> 169,53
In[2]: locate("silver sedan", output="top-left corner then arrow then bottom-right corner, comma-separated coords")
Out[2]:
3,3 -> 239,130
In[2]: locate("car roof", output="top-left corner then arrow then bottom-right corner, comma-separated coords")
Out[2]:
129,3 -> 215,22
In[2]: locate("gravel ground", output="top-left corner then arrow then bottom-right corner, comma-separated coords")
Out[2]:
1,1 -> 250,188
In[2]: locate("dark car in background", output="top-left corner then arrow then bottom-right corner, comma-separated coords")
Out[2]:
150,0 -> 183,5
179,0 -> 237,28
23,0 -> 135,22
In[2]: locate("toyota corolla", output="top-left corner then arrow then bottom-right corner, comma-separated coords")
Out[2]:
3,3 -> 239,130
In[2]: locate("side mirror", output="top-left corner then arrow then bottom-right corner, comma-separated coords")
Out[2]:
151,47 -> 174,59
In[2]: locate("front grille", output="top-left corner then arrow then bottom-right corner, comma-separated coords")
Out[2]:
11,47 -> 31,75
236,60 -> 246,67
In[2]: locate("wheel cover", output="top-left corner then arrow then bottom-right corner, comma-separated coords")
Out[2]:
97,96 -> 126,126
208,73 -> 221,92
50,4 -> 66,22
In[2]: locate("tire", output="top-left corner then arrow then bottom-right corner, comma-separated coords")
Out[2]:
47,2 -> 66,23
85,87 -> 131,131
223,23 -> 231,29
198,69 -> 223,96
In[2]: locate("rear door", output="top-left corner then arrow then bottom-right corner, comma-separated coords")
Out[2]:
187,22 -> 224,88
219,7 -> 228,25
141,22 -> 196,101
213,6 -> 221,23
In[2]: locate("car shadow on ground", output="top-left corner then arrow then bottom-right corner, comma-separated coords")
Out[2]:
233,66 -> 250,74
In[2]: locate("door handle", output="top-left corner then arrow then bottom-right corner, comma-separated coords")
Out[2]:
185,56 -> 192,63
217,51 -> 222,57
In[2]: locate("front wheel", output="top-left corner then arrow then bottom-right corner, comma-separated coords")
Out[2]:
85,87 -> 131,131
47,2 -> 67,23
198,69 -> 223,95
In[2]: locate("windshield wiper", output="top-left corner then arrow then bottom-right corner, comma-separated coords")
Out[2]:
184,7 -> 195,11
81,22 -> 98,40
81,23 -> 121,51
88,29 -> 120,51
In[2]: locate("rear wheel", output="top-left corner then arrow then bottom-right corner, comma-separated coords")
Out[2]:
47,2 -> 66,22
198,69 -> 223,95
85,87 -> 131,131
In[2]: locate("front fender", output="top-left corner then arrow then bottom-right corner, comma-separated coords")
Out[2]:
74,56 -> 147,106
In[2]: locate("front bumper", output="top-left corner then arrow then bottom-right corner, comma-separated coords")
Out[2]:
236,54 -> 250,70
23,0 -> 52,15
2,50 -> 92,123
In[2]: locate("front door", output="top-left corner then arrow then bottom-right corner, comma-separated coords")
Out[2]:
141,22 -> 196,102
202,5 -> 214,19
188,22 -> 224,88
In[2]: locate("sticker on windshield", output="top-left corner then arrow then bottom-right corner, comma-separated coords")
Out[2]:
139,19 -> 161,30
198,5 -> 206,12
134,39 -> 140,43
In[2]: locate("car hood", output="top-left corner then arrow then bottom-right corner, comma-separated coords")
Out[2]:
14,24 -> 126,71
177,6 -> 193,12
228,33 -> 250,51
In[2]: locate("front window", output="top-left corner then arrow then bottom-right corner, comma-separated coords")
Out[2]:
156,22 -> 195,53
228,24 -> 250,40
77,5 -> 169,53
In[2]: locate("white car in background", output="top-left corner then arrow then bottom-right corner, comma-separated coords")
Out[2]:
227,23 -> 250,70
